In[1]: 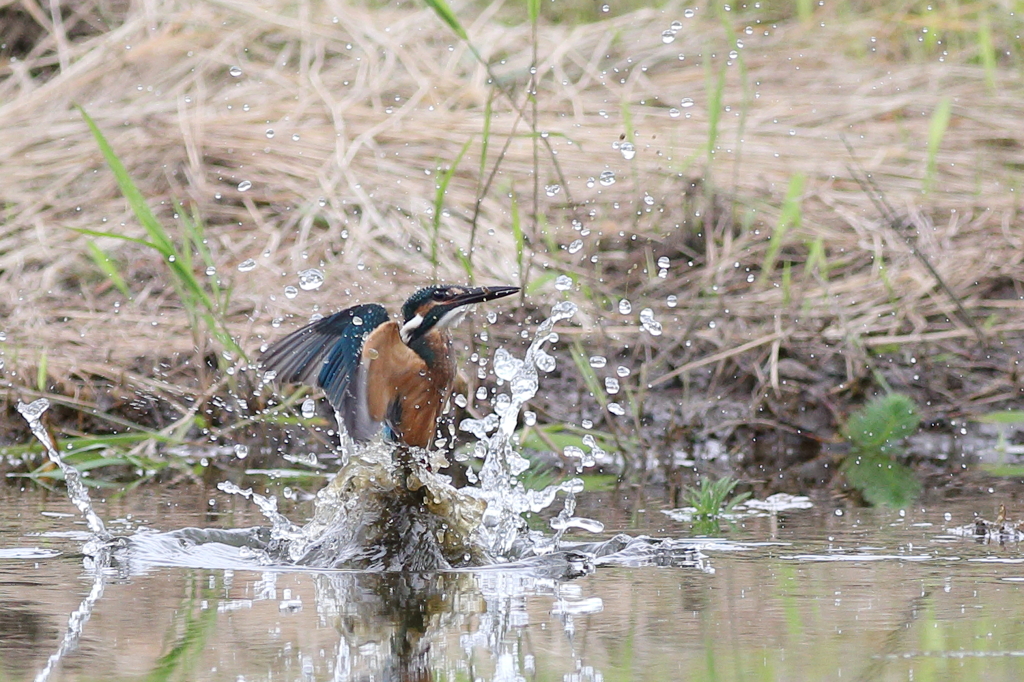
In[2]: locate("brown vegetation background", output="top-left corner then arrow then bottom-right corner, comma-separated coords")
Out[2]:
1,0 -> 1023,477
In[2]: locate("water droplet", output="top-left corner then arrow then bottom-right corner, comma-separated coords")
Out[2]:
619,142 -> 636,159
671,20 -> 683,30
607,402 -> 626,416
535,350 -> 556,372
589,356 -> 607,369
745,26 -> 754,35
604,377 -> 620,394
640,308 -> 663,335
545,184 -> 561,196
238,180 -> 252,192
599,170 -> 616,186
747,273 -> 755,283
618,299 -> 632,314
284,285 -> 298,299
266,129 -> 275,139
352,316 -> 363,326
229,65 -> 243,77
297,268 -> 325,291
567,239 -> 583,254
301,398 -> 315,419
554,274 -> 573,291
669,107 -> 681,118
617,366 -> 631,377
661,29 -> 676,44
644,194 -> 655,205
657,256 -> 670,269
205,266 -> 216,276
523,410 -> 537,426
789,129 -> 797,136
581,418 -> 594,428
17,398 -> 49,423
454,393 -> 468,408
684,8 -> 695,18
475,386 -> 489,401
586,177 -> 596,188
601,4 -> 609,11
667,294 -> 678,307
680,97 -> 695,108
234,444 -> 249,459
493,348 -> 524,381
729,50 -> 739,59
486,311 -> 498,324
291,133 -> 300,141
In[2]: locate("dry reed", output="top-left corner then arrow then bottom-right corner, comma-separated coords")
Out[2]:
1,0 -> 1022,466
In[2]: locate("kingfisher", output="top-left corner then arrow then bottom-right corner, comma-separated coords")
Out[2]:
259,284 -> 519,449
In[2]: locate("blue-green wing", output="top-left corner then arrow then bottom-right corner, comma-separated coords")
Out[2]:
259,304 -> 390,440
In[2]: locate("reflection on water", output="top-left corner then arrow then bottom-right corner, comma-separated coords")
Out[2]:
5,489 -> 1024,680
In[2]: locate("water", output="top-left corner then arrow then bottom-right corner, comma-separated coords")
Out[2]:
6,308 -> 1024,679
4,488 -> 1024,680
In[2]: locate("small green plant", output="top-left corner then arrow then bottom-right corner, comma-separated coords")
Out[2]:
844,392 -> 918,455
77,106 -> 243,363
682,476 -> 751,519
841,393 -> 921,507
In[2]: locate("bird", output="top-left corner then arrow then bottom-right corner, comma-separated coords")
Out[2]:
259,284 -> 519,449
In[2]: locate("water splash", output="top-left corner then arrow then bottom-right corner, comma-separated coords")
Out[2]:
17,399 -> 110,545
22,302 -> 691,577
465,301 -> 607,558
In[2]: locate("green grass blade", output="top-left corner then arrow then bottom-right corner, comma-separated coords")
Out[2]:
78,106 -> 175,257
422,0 -> 468,41
527,0 -> 539,24
510,189 -> 525,285
759,173 -> 805,285
705,62 -> 726,165
924,97 -> 951,194
431,137 -> 474,273
86,240 -> 132,298
796,0 -> 813,23
72,227 -> 154,249
571,341 -> 608,409
36,351 -> 48,392
978,14 -> 996,92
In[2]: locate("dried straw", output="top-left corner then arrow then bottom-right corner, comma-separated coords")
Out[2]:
1,0 -> 1022,427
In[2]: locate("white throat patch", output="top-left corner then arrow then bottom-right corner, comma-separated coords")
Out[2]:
437,304 -> 474,329
399,314 -> 423,344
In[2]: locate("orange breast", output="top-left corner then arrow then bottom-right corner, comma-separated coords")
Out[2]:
363,323 -> 456,447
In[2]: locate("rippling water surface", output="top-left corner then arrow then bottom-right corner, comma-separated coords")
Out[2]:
3,485 -> 1024,681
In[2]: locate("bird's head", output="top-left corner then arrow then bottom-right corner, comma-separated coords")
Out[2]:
399,285 -> 519,343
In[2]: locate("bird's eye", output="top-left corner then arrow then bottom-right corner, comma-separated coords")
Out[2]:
433,289 -> 457,301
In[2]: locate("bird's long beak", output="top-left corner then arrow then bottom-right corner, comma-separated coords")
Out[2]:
450,285 -> 520,307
